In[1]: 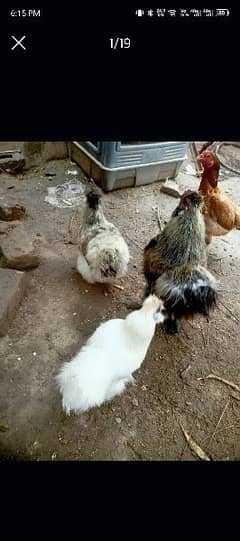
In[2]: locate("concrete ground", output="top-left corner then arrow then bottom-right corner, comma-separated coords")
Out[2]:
1,149 -> 240,461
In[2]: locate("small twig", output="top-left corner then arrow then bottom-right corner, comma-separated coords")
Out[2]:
68,215 -> 75,234
179,414 -> 197,458
206,321 -> 210,347
178,420 -> 211,461
180,364 -> 191,380
207,399 -> 230,448
230,394 -> 240,402
197,374 -> 240,394
201,326 -> 206,347
218,300 -> 240,324
177,334 -> 191,349
127,441 -> 144,460
211,423 -> 240,435
157,205 -> 163,230
112,284 -> 124,290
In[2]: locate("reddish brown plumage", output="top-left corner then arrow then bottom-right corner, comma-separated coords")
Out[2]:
198,150 -> 240,244
198,150 -> 220,193
144,243 -> 167,285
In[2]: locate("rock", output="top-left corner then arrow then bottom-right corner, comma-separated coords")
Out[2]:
0,221 -> 19,235
0,152 -> 25,174
160,179 -> 181,198
0,203 -> 26,221
0,268 -> 29,336
0,226 -> 39,270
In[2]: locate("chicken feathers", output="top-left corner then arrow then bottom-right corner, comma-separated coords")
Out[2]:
198,150 -> 240,244
76,186 -> 130,284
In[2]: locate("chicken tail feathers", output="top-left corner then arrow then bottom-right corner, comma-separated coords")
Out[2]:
99,250 -> 120,279
86,187 -> 102,210
152,267 -> 217,321
164,281 -> 217,320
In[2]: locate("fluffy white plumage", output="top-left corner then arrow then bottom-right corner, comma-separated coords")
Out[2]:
76,188 -> 130,284
56,295 -> 165,414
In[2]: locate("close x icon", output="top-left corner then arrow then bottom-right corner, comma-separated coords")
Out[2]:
11,35 -> 26,50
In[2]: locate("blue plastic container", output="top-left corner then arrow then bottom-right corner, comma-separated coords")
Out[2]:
71,141 -> 189,192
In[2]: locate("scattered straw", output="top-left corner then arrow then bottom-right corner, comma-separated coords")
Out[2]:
207,399 -> 230,448
218,300 -> 240,324
197,374 -> 240,394
178,420 -> 211,461
157,206 -> 163,230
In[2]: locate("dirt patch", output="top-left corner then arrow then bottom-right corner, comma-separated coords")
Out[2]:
1,151 -> 240,461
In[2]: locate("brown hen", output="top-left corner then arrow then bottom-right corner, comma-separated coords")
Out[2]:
198,150 -> 240,245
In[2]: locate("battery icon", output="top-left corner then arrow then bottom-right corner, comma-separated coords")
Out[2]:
136,9 -> 145,16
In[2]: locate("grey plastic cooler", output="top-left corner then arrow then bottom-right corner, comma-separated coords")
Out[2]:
71,141 -> 189,192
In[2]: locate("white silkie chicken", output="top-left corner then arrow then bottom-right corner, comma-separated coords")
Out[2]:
76,187 -> 130,284
56,295 -> 165,414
